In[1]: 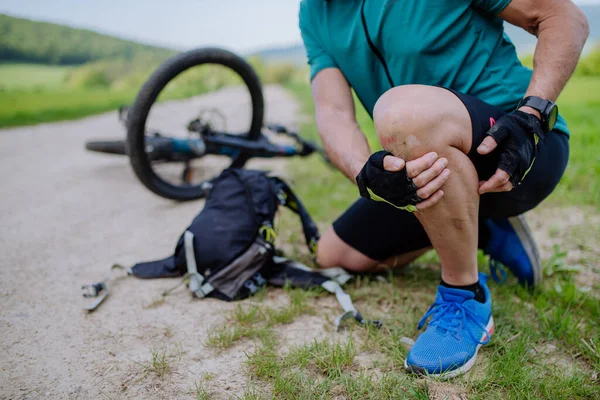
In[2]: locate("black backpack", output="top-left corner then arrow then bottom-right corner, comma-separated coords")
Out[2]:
83,169 -> 378,329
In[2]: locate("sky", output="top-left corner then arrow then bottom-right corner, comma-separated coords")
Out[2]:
1,0 -> 599,53
0,0 -> 303,53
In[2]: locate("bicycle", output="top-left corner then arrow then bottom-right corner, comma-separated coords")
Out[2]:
85,48 -> 327,201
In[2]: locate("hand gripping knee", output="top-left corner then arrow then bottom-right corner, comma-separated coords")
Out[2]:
356,151 -> 422,212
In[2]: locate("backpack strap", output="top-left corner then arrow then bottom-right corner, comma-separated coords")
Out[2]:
270,258 -> 382,331
321,280 -> 382,331
81,264 -> 130,312
183,230 -> 214,299
271,178 -> 320,257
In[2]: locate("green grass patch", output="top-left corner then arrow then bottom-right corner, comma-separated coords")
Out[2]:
204,286 -> 319,350
241,263 -> 599,399
133,347 -> 183,379
0,58 -> 306,128
0,88 -> 137,128
273,79 -> 600,399
245,335 -> 432,399
552,76 -> 600,207
205,324 -> 274,350
0,63 -> 73,90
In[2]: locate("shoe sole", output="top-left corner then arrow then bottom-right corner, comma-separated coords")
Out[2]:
508,214 -> 542,287
404,317 -> 495,379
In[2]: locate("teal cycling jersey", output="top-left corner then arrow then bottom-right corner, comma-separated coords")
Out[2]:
299,0 -> 568,136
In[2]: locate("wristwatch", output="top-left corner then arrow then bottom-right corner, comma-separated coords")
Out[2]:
517,96 -> 559,133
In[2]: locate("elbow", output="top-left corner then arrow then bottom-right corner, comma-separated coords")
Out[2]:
581,14 -> 590,43
572,5 -> 590,43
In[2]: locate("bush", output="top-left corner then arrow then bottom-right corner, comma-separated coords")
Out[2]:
574,45 -> 600,77
66,68 -> 110,89
520,43 -> 600,77
248,56 -> 305,85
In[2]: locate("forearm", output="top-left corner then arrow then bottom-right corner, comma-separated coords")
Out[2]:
520,3 -> 589,101
316,107 -> 371,182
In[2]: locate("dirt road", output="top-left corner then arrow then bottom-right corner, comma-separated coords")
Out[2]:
0,85 -> 307,399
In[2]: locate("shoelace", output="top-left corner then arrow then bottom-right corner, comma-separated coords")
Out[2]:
418,301 -> 491,345
489,258 -> 508,283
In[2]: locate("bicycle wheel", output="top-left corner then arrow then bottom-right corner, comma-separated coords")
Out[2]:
85,140 -> 126,156
127,48 -> 264,201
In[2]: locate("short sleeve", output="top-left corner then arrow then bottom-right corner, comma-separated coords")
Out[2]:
472,0 -> 511,14
299,1 -> 338,81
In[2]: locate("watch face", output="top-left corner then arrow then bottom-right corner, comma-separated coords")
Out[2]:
548,104 -> 558,131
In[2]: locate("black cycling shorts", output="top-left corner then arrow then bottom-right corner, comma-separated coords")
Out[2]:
332,89 -> 569,261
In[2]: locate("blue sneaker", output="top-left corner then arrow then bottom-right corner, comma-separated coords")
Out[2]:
484,214 -> 542,288
405,273 -> 494,379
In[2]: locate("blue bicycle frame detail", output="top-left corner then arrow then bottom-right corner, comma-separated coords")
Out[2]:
169,137 -> 298,158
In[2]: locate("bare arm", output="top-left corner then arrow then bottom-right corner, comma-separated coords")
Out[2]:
477,0 -> 589,194
312,68 -> 371,182
500,0 -> 589,104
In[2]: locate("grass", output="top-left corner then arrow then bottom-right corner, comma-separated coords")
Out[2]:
0,59 -> 305,128
240,267 -> 599,399
245,335 -> 432,399
0,63 -> 73,90
187,372 -> 215,400
192,381 -> 210,400
133,343 -> 185,382
552,76 -> 600,207
0,88 -> 137,128
0,63 -> 134,128
137,349 -> 171,378
204,286 -> 318,350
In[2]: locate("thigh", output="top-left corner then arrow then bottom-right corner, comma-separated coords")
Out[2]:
331,198 -> 432,262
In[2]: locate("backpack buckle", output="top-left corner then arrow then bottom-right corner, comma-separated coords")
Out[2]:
259,222 -> 277,244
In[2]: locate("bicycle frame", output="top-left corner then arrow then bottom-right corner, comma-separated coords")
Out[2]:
204,132 -> 309,158
120,105 -> 323,162
156,132 -> 309,161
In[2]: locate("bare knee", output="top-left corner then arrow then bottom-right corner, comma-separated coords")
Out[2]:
373,85 -> 472,159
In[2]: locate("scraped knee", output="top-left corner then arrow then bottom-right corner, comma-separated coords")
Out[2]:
373,85 -> 471,158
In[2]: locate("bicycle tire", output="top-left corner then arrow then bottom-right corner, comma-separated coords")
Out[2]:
127,48 -> 264,201
85,140 -> 127,156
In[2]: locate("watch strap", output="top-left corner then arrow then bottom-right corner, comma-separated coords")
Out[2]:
518,96 -> 550,114
517,96 -> 559,133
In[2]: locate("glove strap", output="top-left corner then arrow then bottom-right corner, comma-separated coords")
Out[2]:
366,187 -> 419,213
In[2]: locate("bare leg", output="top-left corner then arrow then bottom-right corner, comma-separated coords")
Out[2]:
317,226 -> 430,273
374,85 -> 479,285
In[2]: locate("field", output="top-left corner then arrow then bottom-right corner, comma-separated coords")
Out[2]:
0,63 -> 73,90
0,60 -> 303,128
0,63 -> 136,127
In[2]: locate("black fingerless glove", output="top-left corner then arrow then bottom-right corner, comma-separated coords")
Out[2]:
356,151 -> 421,212
485,110 -> 545,186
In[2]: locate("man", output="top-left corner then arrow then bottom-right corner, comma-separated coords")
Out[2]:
299,0 -> 588,377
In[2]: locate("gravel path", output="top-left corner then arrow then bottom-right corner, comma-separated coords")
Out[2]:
0,85 -> 304,399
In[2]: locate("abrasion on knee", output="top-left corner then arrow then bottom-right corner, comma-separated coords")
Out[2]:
373,85 -> 468,160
